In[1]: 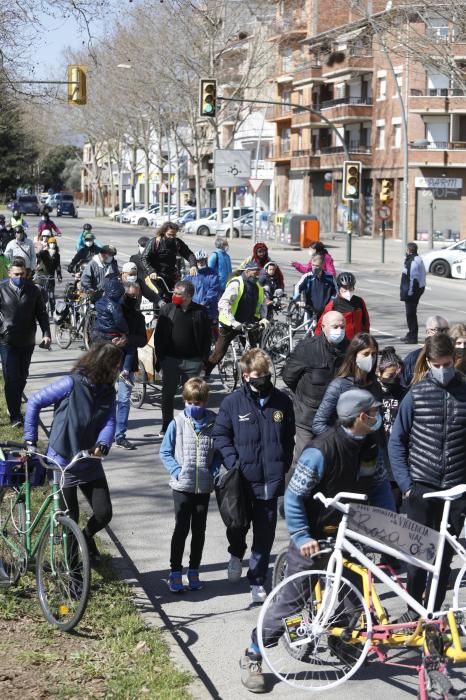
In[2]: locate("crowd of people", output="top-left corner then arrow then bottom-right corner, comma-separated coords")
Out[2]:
1,211 -> 466,695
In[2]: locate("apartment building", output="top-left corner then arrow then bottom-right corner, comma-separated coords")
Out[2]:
268,0 -> 466,240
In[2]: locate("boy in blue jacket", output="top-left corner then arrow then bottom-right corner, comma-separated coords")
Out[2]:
213,348 -> 295,604
160,377 -> 222,593
184,249 -> 220,322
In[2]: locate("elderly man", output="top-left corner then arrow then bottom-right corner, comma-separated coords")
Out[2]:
283,310 -> 348,462
154,279 -> 211,436
402,315 -> 449,386
80,244 -> 119,292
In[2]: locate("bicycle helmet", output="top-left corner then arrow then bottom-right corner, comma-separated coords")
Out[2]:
195,249 -> 208,261
48,237 -> 57,245
83,223 -> 92,231
336,271 -> 356,288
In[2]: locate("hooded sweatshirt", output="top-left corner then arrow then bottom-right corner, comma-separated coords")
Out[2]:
241,242 -> 285,288
94,278 -> 129,336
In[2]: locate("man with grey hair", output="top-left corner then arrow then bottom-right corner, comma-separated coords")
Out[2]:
154,279 -> 211,436
402,315 -> 449,386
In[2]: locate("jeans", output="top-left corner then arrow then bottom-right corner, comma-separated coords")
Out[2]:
160,356 -> 204,429
122,346 -> 136,373
170,490 -> 210,571
0,343 -> 35,421
227,496 -> 278,586
115,373 -> 134,439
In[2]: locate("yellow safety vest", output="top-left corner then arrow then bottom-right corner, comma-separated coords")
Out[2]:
219,275 -> 264,325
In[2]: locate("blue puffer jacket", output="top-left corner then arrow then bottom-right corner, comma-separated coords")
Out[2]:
93,278 -> 128,336
213,383 -> 295,499
208,249 -> 232,291
312,376 -> 383,435
184,266 -> 220,320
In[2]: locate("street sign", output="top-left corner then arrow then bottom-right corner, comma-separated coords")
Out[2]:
159,183 -> 169,194
214,150 -> 251,188
379,205 -> 391,220
248,178 -> 264,194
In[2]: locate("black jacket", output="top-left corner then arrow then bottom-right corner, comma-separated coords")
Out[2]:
0,279 -> 51,346
129,252 -> 161,305
122,297 -> 147,372
67,244 -> 101,273
37,250 -> 62,279
282,333 -> 348,430
0,227 -> 14,253
154,301 -> 211,361
141,236 -> 196,285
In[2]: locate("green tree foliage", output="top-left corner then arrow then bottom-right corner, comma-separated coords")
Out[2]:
39,145 -> 82,192
0,88 -> 38,200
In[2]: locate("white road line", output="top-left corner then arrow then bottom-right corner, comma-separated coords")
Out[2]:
357,283 -> 463,315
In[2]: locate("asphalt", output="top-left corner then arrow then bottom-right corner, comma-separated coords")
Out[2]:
10,209 -> 466,699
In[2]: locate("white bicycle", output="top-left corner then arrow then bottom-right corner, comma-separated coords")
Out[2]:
257,488 -> 466,696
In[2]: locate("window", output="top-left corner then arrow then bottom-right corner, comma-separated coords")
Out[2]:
281,127 -> 291,153
282,47 -> 293,73
427,72 -> 449,96
393,68 -> 403,96
427,15 -> 449,42
393,124 -> 401,148
377,76 -> 386,100
376,125 -> 385,149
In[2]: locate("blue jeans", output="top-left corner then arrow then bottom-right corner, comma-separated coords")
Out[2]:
115,373 -> 134,439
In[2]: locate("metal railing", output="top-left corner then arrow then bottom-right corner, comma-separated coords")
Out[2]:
320,96 -> 373,109
409,141 -> 466,150
319,143 -> 371,154
410,88 -> 466,97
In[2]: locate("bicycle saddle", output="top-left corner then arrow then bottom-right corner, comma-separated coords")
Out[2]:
423,484 -> 466,501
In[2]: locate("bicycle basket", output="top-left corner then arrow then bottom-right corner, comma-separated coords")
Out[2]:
0,455 -> 46,487
54,300 -> 70,324
64,284 -> 79,302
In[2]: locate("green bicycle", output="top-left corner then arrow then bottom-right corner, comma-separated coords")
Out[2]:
0,442 -> 91,632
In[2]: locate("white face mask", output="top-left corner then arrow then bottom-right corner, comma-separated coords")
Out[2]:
356,353 -> 375,373
327,328 -> 345,344
341,290 -> 353,301
49,245 -> 56,251
85,240 -> 93,248
126,275 -> 137,283
138,246 -> 145,254
103,255 -> 113,264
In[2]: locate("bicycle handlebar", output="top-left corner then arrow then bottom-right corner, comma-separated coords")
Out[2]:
313,491 -> 368,513
0,444 -> 101,473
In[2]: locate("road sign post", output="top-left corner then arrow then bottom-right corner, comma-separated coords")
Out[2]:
248,178 -> 264,245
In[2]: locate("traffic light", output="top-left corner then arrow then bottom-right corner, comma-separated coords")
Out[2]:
67,65 -> 87,105
342,160 -> 361,200
199,79 -> 217,117
379,179 -> 393,202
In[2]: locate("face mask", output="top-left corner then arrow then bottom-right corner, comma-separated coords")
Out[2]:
185,403 -> 206,420
16,234 -> 24,241
248,374 -> 273,398
85,240 -> 94,248
172,293 -> 184,305
223,246 -> 229,253
125,296 -> 138,307
341,290 -> 353,301
367,413 -> 382,432
49,245 -> 56,251
328,328 -> 345,345
455,347 -> 466,360
103,255 -> 113,264
11,276 -> 24,287
356,354 -> 375,373
381,376 -> 401,388
247,274 -> 258,284
126,275 -> 137,283
138,246 -> 145,254
429,365 -> 455,386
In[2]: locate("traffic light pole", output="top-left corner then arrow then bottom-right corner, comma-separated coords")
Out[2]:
346,199 -> 353,264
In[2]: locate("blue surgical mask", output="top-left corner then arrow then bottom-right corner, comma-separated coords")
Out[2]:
11,276 -> 25,287
368,414 -> 382,432
328,328 -> 345,345
185,403 -> 206,420
126,275 -> 137,283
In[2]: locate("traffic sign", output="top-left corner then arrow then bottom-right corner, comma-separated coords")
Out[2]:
248,178 -> 264,194
214,150 -> 251,188
159,183 -> 169,194
379,205 -> 391,220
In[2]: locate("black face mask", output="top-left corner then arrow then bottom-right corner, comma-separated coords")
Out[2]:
381,376 -> 401,388
124,296 -> 138,308
248,374 -> 273,398
455,347 -> 466,361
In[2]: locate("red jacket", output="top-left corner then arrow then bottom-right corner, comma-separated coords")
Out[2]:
315,295 -> 370,340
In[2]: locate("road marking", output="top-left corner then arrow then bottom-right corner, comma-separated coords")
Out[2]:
365,278 -> 432,292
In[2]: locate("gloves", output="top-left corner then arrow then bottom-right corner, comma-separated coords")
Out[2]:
232,321 -> 243,331
259,318 -> 270,329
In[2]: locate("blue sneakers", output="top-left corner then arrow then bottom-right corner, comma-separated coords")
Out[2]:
168,571 -> 184,593
187,569 -> 203,590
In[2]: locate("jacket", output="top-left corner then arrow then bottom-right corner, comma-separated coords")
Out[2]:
315,294 -> 370,340
282,332 -> 348,429
160,409 -> 221,494
129,252 -> 161,304
401,347 -> 422,387
93,278 -> 128,336
36,250 -> 62,279
295,272 -> 336,316
80,253 -> 119,291
400,254 -> 426,301
218,274 -> 266,328
0,227 -> 14,253
76,232 -> 102,251
258,268 -> 283,300
4,237 -> 36,269
0,279 -> 50,346
208,249 -> 232,291
38,220 -> 61,236
388,372 -> 466,494
312,375 -> 383,435
241,242 -> 285,289
154,301 -> 212,361
213,383 -> 295,499
121,296 -> 147,372
292,252 -> 336,277
184,266 -> 220,320
68,244 -> 101,273
141,236 -> 196,284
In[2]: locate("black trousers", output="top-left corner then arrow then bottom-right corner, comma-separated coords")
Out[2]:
0,343 -> 34,421
404,482 -> 466,610
404,292 -> 423,341
61,476 -> 113,537
170,490 -> 210,571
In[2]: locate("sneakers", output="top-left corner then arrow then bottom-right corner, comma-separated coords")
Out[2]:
240,651 -> 266,693
250,585 -> 267,604
157,423 -> 170,438
116,437 -> 136,450
227,555 -> 242,583
10,417 -> 23,429
187,569 -> 203,591
168,570 -> 185,593
119,371 -> 134,387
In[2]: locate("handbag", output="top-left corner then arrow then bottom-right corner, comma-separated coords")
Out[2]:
215,466 -> 252,529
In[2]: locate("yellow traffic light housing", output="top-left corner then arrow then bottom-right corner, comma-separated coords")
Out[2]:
199,79 -> 217,117
67,65 -> 87,105
380,179 -> 393,202
343,160 -> 361,200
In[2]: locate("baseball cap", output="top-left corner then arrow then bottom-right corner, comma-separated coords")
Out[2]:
243,261 -> 260,270
138,236 -> 149,247
336,389 -> 381,421
101,244 -> 117,255
122,261 -> 137,273
84,232 -> 95,240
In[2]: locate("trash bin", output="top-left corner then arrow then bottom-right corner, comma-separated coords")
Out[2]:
287,215 -> 319,246
300,219 -> 320,248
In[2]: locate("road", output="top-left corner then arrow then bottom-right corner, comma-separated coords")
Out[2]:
10,210 -> 466,699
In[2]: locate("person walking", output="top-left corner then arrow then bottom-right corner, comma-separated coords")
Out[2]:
4,226 -> 36,274
389,333 -> 466,620
291,241 -> 336,276
314,271 -> 370,340
129,236 -> 161,306
402,315 -> 449,386
400,242 -> 426,344
160,377 -> 222,593
0,258 -> 51,427
142,222 -> 197,301
23,343 -> 120,563
35,236 -> 62,314
80,244 -> 119,292
213,349 -> 295,604
208,237 -> 232,292
154,280 -> 211,436
293,252 -> 337,321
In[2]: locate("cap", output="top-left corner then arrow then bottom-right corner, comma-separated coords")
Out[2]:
243,261 -> 260,270
138,236 -> 149,247
336,389 -> 381,421
48,237 -> 56,244
84,232 -> 95,240
122,261 -> 137,273
101,244 -> 117,255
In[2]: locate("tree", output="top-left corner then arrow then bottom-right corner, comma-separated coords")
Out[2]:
0,85 -> 37,199
39,145 -> 81,191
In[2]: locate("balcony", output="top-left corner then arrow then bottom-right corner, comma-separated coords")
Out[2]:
266,103 -> 294,122
320,96 -> 373,122
269,144 -> 291,162
293,62 -> 323,86
409,141 -> 466,167
318,143 -> 372,169
268,15 -> 307,42
321,50 -> 373,80
291,107 -> 327,128
410,89 -> 466,114
291,150 -> 320,170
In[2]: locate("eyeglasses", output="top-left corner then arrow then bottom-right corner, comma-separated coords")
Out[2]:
428,327 -> 449,333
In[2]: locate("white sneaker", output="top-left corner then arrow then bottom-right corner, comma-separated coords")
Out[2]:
227,555 -> 242,583
251,585 -> 267,603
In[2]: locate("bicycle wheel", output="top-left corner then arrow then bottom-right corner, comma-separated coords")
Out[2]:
272,547 -> 289,588
130,361 -> 147,409
218,345 -> 239,391
36,515 -> 90,632
55,323 -> 72,349
83,310 -> 96,351
261,322 -> 290,377
0,490 -> 27,585
452,564 -> 466,636
257,569 -> 371,692
287,299 -> 304,329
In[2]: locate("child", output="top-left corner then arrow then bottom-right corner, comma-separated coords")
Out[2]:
259,261 -> 284,319
160,377 -> 221,593
92,278 -> 136,385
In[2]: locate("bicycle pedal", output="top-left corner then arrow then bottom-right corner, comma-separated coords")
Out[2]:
425,623 -> 445,657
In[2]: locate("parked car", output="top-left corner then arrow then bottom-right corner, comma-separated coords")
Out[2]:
129,204 -> 160,226
17,194 -> 41,216
421,239 -> 466,277
176,208 -> 216,228
149,206 -> 194,228
185,208 -> 253,236
216,212 -> 255,239
451,258 -> 466,280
